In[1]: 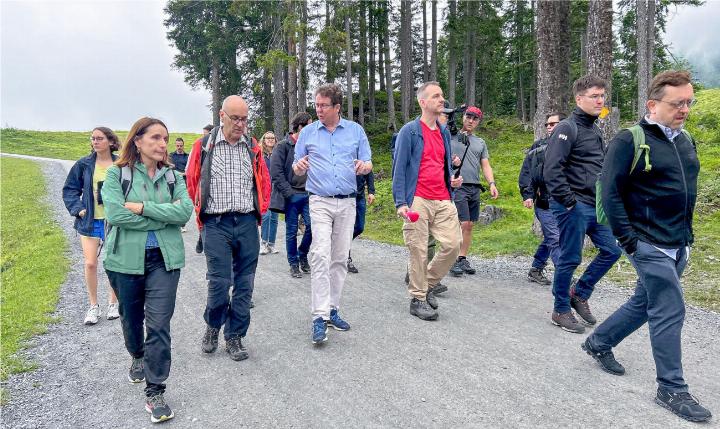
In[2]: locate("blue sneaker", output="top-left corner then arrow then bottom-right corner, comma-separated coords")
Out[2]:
328,308 -> 350,331
312,318 -> 328,344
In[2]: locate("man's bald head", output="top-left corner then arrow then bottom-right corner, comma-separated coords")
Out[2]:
220,95 -> 249,144
221,95 -> 247,112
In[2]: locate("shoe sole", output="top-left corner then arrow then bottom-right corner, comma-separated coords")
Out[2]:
655,398 -> 712,422
450,272 -> 463,277
551,319 -> 585,334
327,323 -> 349,331
581,343 -> 624,376
201,343 -> 218,354
432,285 -> 448,295
312,327 -> 329,344
107,315 -> 119,320
527,275 -> 551,286
128,375 -> 145,384
145,405 -> 174,423
410,310 -> 438,321
225,350 -> 249,361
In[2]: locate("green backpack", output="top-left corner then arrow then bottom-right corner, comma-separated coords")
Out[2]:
596,125 -> 692,225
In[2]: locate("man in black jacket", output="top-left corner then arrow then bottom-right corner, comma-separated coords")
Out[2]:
543,75 -> 622,334
269,112 -> 313,278
518,112 -> 565,285
581,70 -> 710,423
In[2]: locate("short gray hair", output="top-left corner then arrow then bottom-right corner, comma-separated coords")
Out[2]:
416,81 -> 441,101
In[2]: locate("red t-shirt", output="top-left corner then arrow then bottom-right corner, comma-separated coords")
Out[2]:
415,121 -> 450,201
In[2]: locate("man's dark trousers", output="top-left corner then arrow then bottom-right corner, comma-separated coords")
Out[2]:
550,200 -> 621,312
532,206 -> 560,269
353,195 -> 367,239
285,193 -> 312,266
588,241 -> 689,392
202,212 -> 258,339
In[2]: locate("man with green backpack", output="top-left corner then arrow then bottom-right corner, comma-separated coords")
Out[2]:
582,70 -> 711,423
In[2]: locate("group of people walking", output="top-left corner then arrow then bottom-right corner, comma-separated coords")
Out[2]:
61,71 -> 710,424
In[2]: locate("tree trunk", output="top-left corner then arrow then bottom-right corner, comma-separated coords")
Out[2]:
273,12 -> 285,137
382,2 -> 396,131
298,0 -> 308,110
287,2 -> 298,124
400,0 -> 413,123
447,0 -> 458,106
586,0 -> 618,141
345,8 -> 353,121
378,21 -> 385,92
463,2 -> 477,107
422,0 -> 428,82
430,0 -> 437,81
325,2 -> 333,82
359,1 -> 367,125
637,0 -> 655,120
211,57 -> 221,127
534,0 -> 571,139
368,2 -> 377,121
263,68 -> 273,131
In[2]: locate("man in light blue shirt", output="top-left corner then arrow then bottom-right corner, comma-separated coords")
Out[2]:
293,83 -> 372,345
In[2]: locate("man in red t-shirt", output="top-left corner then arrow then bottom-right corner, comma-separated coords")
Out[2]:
392,81 -> 463,321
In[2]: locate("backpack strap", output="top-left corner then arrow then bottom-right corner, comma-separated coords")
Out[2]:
120,166 -> 133,200
628,125 -> 651,173
164,169 -> 176,197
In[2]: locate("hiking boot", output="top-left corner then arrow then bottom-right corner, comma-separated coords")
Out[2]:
145,393 -> 174,423
312,318 -> 328,344
195,236 -> 203,254
570,287 -> 597,325
655,389 -> 712,422
259,242 -> 270,255
290,264 -> 303,278
299,256 -> 311,273
84,305 -> 100,325
528,267 -> 551,285
225,336 -> 249,361
106,302 -> 120,320
551,311 -> 585,334
431,282 -> 448,295
457,257 -> 476,274
410,298 -> 438,321
201,326 -> 219,353
347,258 -> 358,274
128,357 -> 145,383
426,288 -> 439,310
328,309 -> 350,331
268,243 -> 279,254
581,338 -> 625,375
450,260 -> 464,277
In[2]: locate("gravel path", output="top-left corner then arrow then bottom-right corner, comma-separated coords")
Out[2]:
2,154 -> 718,428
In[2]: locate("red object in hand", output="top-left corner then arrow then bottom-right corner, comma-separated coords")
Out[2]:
406,211 -> 419,222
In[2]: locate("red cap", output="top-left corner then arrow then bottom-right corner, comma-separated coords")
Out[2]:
465,106 -> 483,120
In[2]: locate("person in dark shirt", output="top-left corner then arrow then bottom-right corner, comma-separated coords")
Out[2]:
170,137 -> 189,177
346,171 -> 375,273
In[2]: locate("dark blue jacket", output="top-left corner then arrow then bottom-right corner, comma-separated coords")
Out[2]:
392,118 -> 453,208
62,152 -> 117,235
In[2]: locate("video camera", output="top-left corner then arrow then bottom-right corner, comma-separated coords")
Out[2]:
443,103 -> 467,136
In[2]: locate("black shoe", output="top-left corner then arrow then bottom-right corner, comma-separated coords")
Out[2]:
195,236 -> 203,254
431,282 -> 448,295
145,393 -> 174,423
528,267 -> 551,285
347,258 -> 358,274
201,326 -> 219,353
426,288 -> 439,310
655,389 -> 712,422
457,257 -> 476,275
410,298 -> 438,321
581,338 -> 625,375
225,336 -> 249,361
290,264 -> 303,278
299,256 -> 311,273
128,357 -> 145,383
570,286 -> 597,325
450,260 -> 464,277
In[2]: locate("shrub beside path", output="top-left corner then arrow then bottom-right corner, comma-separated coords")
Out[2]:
2,154 -> 719,428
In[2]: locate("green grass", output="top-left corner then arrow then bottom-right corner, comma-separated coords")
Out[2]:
1,157 -> 70,380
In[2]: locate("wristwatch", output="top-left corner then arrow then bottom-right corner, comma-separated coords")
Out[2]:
489,181 -> 496,187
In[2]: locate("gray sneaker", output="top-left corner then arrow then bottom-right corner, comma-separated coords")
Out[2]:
458,258 -> 476,274
450,260 -> 464,277
410,298 -> 438,321
426,288 -> 439,310
128,357 -> 145,383
527,267 -> 551,285
551,311 -> 585,334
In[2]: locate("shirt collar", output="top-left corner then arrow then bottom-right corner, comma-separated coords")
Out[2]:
644,115 -> 682,141
218,127 -> 248,146
317,117 -> 346,130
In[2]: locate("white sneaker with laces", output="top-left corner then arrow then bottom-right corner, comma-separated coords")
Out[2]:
259,242 -> 269,255
107,302 -> 120,320
84,305 -> 100,325
268,243 -> 279,254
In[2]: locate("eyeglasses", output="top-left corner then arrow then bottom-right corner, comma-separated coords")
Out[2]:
315,103 -> 337,111
545,121 -> 559,127
222,110 -> 248,124
582,94 -> 606,101
90,136 -> 106,142
654,99 -> 697,109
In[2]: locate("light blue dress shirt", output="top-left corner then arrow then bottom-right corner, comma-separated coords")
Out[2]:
293,117 -> 372,196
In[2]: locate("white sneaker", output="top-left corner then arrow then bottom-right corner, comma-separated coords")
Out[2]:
268,243 -> 279,254
259,242 -> 269,255
107,302 -> 120,320
84,305 -> 100,325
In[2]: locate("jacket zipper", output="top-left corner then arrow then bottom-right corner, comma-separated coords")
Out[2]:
670,140 -> 689,245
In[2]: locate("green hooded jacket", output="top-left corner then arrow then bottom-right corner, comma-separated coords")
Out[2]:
101,163 -> 193,275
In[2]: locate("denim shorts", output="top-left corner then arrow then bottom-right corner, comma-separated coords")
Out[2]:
82,219 -> 105,240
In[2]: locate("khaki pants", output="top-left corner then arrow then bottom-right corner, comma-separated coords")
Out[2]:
308,195 -> 356,319
403,197 -> 461,300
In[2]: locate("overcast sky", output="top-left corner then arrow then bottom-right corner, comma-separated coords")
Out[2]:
1,0 -> 718,133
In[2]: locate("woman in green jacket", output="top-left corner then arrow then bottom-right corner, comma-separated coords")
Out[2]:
101,117 -> 192,424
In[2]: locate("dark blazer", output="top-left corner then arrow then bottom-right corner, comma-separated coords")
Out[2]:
269,134 -> 307,213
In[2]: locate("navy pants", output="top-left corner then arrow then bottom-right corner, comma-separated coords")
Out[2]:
106,248 -> 180,397
532,206 -> 560,269
550,200 -> 622,313
202,212 -> 259,339
589,241 -> 689,392
352,196 -> 367,239
285,193 -> 312,266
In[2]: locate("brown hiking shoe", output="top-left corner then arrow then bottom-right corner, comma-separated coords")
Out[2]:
551,311 -> 585,334
570,287 -> 597,325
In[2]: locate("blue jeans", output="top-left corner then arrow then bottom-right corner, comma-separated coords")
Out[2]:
588,241 -> 689,393
352,196 -> 367,239
285,193 -> 312,266
550,200 -> 622,313
260,210 -> 278,244
532,206 -> 560,269
202,213 -> 258,340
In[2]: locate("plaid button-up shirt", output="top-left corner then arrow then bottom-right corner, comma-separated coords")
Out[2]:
205,129 -> 255,214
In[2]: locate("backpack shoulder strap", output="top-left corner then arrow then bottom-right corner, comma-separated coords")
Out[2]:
680,129 -> 696,149
120,166 -> 133,200
164,169 -> 176,197
628,125 -> 651,173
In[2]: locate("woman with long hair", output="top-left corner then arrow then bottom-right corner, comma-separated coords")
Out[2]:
101,117 -> 192,423
259,131 -> 279,255
62,127 -> 122,324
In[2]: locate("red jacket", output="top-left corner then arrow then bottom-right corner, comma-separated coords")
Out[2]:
186,128 -> 270,228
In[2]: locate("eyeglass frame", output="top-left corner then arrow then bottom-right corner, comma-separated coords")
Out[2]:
221,110 -> 249,124
315,103 -> 339,111
652,98 -> 697,110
